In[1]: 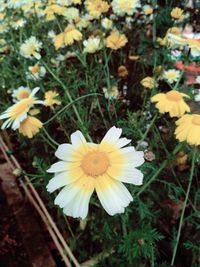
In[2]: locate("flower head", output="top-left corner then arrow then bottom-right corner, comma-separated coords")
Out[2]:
162,69 -> 181,84
175,114 -> 200,146
46,127 -> 144,219
85,0 -> 110,18
101,18 -> 113,29
12,86 -> 31,103
103,86 -> 119,99
143,5 -> 153,15
12,18 -> 26,29
18,115 -> 43,138
170,7 -> 184,21
151,90 -> 190,117
111,0 -> 140,16
20,36 -> 42,59
44,90 -> 61,108
0,87 -> 43,130
83,36 -> 102,53
54,25 -> 82,49
44,4 -> 67,21
27,64 -> 46,80
118,65 -> 128,78
141,76 -> 157,89
63,7 -> 79,22
105,30 -> 128,50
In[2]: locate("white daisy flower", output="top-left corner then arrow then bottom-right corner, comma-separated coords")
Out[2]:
0,0 -> 6,12
7,0 -> 40,9
46,126 -> 144,219
63,7 -> 79,22
193,89 -> 200,102
20,36 -> 42,60
7,0 -> 26,9
48,30 -> 56,41
162,69 -> 181,84
0,87 -> 43,130
12,86 -> 31,103
103,86 -> 119,99
27,63 -> 46,80
56,0 -> 72,6
83,37 -> 102,53
12,18 -> 26,29
101,18 -> 113,30
196,76 -> 200,84
111,0 -> 140,16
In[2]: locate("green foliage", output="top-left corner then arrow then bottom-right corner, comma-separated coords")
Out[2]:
118,224 -> 163,264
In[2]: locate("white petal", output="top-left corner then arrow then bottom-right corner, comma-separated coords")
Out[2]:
120,146 -> 136,153
115,138 -> 131,148
95,176 -> 133,215
47,161 -> 69,173
101,126 -> 122,143
70,130 -> 87,148
121,149 -> 144,167
115,168 -> 143,185
30,87 -> 40,97
47,172 -> 72,192
63,186 -> 94,219
54,184 -> 80,208
1,118 -> 12,129
12,118 -> 21,130
0,112 -> 9,119
55,144 -> 76,161
34,53 -> 41,60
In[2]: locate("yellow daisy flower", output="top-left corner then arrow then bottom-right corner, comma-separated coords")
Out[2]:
44,90 -> 61,108
140,76 -> 157,89
170,7 -> 184,20
175,114 -> 200,146
85,0 -> 110,18
18,115 -> 43,139
105,30 -> 128,50
46,126 -> 144,219
0,87 -> 43,130
44,4 -> 67,21
151,90 -> 190,117
54,25 -> 82,49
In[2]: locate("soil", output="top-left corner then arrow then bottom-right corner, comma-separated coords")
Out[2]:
0,180 -> 30,267
0,155 -> 57,267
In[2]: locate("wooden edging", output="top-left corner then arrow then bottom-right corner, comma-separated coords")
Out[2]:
0,134 -> 80,267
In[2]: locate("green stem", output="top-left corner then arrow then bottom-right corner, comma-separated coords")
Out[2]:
137,144 -> 182,197
136,114 -> 157,150
170,148 -> 197,266
44,93 -> 102,125
41,60 -> 92,142
174,69 -> 184,91
42,127 -> 59,148
103,49 -> 112,89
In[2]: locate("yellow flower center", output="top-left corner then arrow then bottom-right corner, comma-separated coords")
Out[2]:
81,150 -> 110,177
18,91 -> 30,99
31,65 -> 40,74
192,115 -> 200,126
166,90 -> 182,101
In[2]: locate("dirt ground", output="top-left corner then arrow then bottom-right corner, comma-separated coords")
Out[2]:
0,180 -> 30,267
